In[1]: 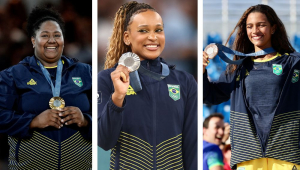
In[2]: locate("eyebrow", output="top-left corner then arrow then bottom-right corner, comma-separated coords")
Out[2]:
41,31 -> 62,33
138,24 -> 163,27
246,22 -> 267,25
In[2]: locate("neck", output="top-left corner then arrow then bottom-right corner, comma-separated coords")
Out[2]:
253,52 -> 277,61
253,45 -> 275,60
36,57 -> 59,67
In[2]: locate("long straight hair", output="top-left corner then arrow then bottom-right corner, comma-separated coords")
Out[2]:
225,4 -> 295,74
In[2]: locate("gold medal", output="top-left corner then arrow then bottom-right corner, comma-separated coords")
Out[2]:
49,97 -> 65,109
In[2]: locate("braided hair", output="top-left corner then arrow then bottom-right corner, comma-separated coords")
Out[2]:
27,7 -> 65,38
104,1 -> 156,69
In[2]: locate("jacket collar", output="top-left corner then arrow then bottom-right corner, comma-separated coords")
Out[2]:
140,57 -> 175,73
19,55 -> 78,73
113,57 -> 175,73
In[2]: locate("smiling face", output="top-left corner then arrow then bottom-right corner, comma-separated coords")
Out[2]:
203,117 -> 225,145
246,12 -> 276,52
31,20 -> 64,66
124,10 -> 165,60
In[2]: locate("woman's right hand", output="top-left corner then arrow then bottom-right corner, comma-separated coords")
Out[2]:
111,65 -> 130,107
203,51 -> 210,73
30,109 -> 63,129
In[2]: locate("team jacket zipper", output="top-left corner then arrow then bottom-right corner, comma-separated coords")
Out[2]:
148,61 -> 157,170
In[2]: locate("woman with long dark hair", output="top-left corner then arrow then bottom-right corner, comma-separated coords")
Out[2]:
204,4 -> 300,170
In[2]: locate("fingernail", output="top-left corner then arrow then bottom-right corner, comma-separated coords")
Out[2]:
59,113 -> 62,116
61,125 -> 63,128
65,122 -> 68,125
61,119 -> 64,123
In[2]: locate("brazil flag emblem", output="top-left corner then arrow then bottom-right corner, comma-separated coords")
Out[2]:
167,84 -> 180,101
272,64 -> 282,75
72,77 -> 83,87
292,69 -> 299,83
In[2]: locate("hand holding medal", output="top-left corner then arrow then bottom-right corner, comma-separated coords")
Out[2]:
118,52 -> 140,82
110,52 -> 140,107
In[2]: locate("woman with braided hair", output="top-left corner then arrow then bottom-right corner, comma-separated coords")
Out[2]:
0,7 -> 92,169
98,1 -> 197,169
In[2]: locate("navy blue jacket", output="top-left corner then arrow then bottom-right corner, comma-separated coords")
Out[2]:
0,56 -> 92,169
98,57 -> 197,170
204,52 -> 300,168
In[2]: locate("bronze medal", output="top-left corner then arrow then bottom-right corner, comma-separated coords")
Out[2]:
49,97 -> 65,109
204,43 -> 219,59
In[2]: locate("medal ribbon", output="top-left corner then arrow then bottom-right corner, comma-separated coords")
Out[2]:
129,62 -> 170,92
214,43 -> 276,64
138,62 -> 170,80
38,58 -> 63,97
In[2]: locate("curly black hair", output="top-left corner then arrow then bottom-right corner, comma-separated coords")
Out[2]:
27,7 -> 65,38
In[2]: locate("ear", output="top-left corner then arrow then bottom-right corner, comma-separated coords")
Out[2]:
271,24 -> 276,34
31,36 -> 35,48
203,128 -> 207,136
123,31 -> 130,46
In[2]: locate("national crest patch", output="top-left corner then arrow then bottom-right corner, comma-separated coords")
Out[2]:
272,64 -> 282,75
27,79 -> 37,85
292,69 -> 299,83
126,85 -> 136,95
167,84 -> 180,101
72,77 -> 83,87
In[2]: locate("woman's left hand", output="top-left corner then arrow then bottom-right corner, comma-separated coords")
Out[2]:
60,106 -> 88,127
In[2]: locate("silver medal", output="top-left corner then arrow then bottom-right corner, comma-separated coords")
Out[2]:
118,52 -> 140,72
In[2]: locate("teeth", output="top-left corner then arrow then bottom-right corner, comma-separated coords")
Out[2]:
47,47 -> 56,49
146,45 -> 158,48
252,36 -> 262,40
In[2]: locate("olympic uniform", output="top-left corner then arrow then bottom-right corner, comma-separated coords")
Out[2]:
204,52 -> 300,169
98,57 -> 197,170
0,56 -> 92,169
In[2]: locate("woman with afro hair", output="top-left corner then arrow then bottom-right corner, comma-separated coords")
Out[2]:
0,7 -> 92,169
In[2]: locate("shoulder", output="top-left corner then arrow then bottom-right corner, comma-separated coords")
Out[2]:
1,57 -> 31,78
289,52 -> 300,58
63,56 -> 91,70
203,141 -> 221,152
98,68 -> 115,78
74,62 -> 92,72
98,68 -> 115,83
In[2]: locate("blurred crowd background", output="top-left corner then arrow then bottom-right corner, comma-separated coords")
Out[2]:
0,0 -> 91,169
98,0 -> 197,169
203,0 -> 300,124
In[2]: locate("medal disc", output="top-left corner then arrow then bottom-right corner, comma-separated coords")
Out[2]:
204,43 -> 219,59
118,52 -> 140,72
49,97 -> 65,109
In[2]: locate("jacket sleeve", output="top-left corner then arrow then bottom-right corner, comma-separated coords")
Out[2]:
80,64 -> 92,140
98,69 -> 125,151
182,75 -> 197,170
0,68 -> 36,138
203,69 -> 235,105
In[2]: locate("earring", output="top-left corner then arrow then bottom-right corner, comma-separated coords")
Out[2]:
125,41 -> 130,46
33,45 -> 35,48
